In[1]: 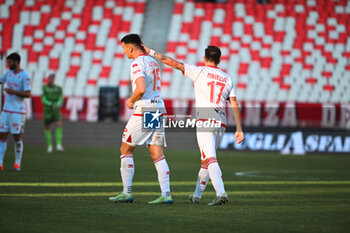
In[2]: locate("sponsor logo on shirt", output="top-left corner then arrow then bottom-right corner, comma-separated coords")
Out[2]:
151,99 -> 161,104
133,69 -> 141,75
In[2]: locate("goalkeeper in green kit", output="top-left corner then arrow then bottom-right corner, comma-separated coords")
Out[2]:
41,74 -> 64,153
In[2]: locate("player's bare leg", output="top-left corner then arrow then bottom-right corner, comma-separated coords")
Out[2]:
13,133 -> 23,171
55,121 -> 64,152
148,145 -> 172,204
0,132 -> 8,171
109,142 -> 135,203
44,124 -> 53,153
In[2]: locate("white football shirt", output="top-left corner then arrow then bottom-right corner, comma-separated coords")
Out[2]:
130,54 -> 165,113
183,64 -> 236,125
0,70 -> 31,114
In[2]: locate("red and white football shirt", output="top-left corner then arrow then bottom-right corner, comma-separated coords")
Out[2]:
183,64 -> 236,126
122,54 -> 166,147
130,55 -> 165,113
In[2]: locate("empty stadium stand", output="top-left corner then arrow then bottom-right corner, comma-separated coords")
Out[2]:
0,0 -> 349,121
164,0 -> 350,102
0,0 -> 146,99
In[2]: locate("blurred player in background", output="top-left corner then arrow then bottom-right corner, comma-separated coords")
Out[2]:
0,52 -> 31,172
143,44 -> 244,205
109,34 -> 172,204
41,74 -> 64,153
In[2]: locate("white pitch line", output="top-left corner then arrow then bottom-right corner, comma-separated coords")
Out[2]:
235,171 -> 276,179
1,189 -> 350,198
0,181 -> 350,187
0,182 -> 190,187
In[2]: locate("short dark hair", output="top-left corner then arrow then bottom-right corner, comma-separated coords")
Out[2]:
7,52 -> 21,63
121,34 -> 143,49
205,46 -> 221,64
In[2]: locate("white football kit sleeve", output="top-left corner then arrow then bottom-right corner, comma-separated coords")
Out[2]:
183,64 -> 236,160
122,55 -> 166,147
0,70 -> 31,134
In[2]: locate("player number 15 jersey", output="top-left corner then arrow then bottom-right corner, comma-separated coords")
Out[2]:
130,55 -> 165,112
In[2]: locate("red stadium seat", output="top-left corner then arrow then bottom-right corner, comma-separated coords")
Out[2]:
1,0 -> 146,97
1,0 -> 349,103
163,0 -> 350,102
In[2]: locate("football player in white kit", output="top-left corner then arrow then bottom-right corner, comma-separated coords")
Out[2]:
0,53 -> 31,172
142,44 -> 244,205
109,34 -> 172,204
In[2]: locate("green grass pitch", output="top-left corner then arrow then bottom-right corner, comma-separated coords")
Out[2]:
0,145 -> 349,233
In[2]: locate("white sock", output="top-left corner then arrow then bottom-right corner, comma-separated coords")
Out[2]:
193,166 -> 209,198
154,155 -> 170,197
15,140 -> 23,166
120,154 -> 134,195
0,140 -> 7,166
207,158 -> 226,196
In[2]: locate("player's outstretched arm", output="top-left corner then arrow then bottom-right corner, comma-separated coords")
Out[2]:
142,44 -> 184,72
229,97 -> 244,144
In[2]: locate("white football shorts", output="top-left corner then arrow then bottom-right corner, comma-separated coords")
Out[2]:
122,114 -> 166,147
196,126 -> 226,160
0,111 -> 26,134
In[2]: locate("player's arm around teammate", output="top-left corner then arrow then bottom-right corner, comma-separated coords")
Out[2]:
142,44 -> 185,72
143,43 -> 245,143
142,43 -> 246,205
